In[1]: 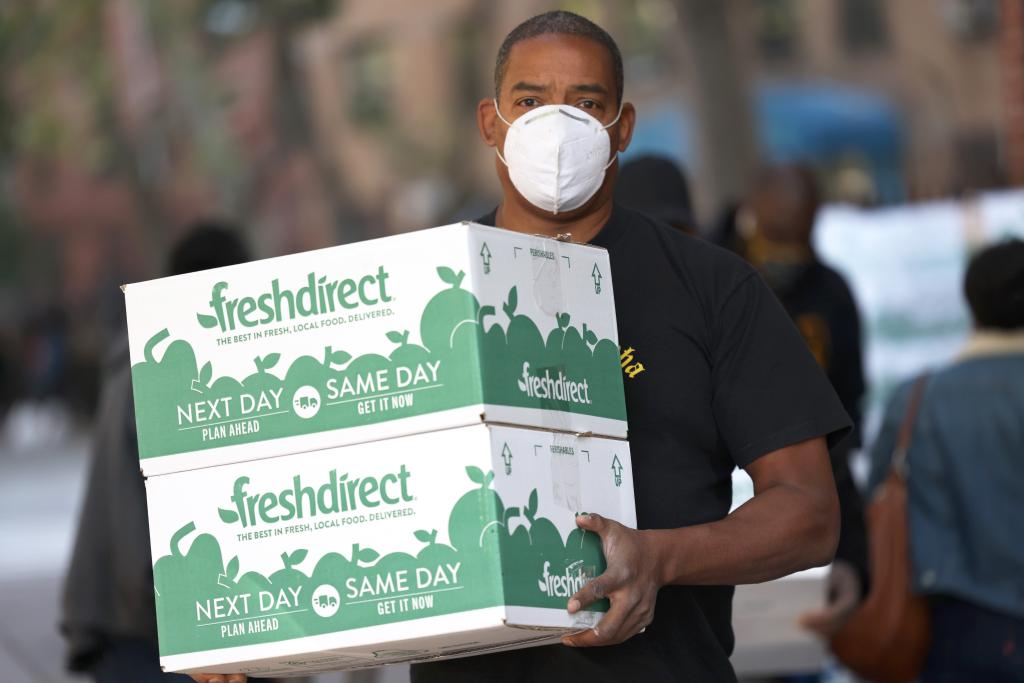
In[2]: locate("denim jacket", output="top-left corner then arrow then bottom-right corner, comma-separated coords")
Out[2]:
868,331 -> 1024,619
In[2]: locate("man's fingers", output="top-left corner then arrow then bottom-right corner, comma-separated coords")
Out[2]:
563,594 -> 648,647
567,570 -> 623,613
575,512 -> 609,534
188,675 -> 246,683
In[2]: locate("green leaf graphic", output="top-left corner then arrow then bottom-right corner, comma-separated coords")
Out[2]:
290,549 -> 308,565
414,530 -> 432,543
484,470 -> 495,487
263,353 -> 281,369
386,331 -> 404,344
330,349 -> 352,365
526,489 -> 539,521
505,286 -> 518,317
199,361 -> 212,386
437,266 -> 458,285
196,313 -> 219,329
226,556 -> 239,580
466,466 -> 485,484
359,548 -> 380,564
217,507 -> 238,524
585,329 -> 598,345
557,313 -> 570,329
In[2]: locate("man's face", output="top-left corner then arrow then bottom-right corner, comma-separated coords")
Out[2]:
477,33 -> 635,219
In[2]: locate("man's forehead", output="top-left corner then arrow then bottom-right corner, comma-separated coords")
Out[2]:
502,33 -> 615,92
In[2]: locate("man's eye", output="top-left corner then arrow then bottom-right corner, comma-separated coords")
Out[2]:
577,100 -> 599,110
518,98 -> 540,107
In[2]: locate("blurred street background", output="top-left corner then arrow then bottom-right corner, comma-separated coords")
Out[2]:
1,0 -> 1023,681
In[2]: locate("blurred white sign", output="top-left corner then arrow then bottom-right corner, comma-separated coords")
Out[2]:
814,190 -> 1024,440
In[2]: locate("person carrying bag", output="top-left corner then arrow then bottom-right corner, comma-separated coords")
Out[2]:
830,375 -> 930,683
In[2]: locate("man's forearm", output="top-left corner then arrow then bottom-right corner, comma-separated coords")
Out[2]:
645,487 -> 837,586
644,462 -> 839,586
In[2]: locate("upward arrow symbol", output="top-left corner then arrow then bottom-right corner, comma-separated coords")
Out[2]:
480,243 -> 492,274
591,263 -> 603,294
611,454 -> 623,487
501,443 -> 513,474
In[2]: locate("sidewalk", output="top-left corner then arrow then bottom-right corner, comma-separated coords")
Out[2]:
0,434 -> 90,683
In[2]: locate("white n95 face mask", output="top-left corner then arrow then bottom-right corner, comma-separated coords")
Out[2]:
495,101 -> 622,215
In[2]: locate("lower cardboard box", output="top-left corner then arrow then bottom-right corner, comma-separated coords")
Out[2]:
144,423 -> 635,674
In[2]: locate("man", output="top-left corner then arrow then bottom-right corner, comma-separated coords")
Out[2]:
740,165 -> 869,637
867,239 -> 1024,681
192,11 -> 847,683
418,11 -> 846,682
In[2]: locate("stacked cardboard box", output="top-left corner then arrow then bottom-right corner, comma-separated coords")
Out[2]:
125,222 -> 635,676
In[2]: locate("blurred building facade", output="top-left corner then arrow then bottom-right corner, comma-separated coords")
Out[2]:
296,0 -> 1018,221
1,0 -> 1022,415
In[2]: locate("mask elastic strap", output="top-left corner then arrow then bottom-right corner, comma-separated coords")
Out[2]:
603,101 -> 625,130
602,102 -> 625,170
493,99 -> 513,127
493,99 -> 512,166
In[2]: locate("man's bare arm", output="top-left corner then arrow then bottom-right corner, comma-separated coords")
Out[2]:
564,436 -> 839,647
651,436 -> 839,586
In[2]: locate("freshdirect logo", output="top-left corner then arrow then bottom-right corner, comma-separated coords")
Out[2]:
537,560 -> 590,598
217,466 -> 412,528
197,267 -> 392,332
517,362 -> 592,405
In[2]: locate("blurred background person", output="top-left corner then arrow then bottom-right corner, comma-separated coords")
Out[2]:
60,222 -> 255,683
614,155 -> 698,234
739,164 -> 870,638
867,239 -> 1024,682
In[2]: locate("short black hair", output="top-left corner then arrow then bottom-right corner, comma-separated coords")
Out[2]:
965,239 -> 1024,330
494,11 -> 624,105
169,220 -> 250,276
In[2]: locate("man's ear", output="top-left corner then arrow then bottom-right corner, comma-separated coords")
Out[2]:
478,98 -> 499,148
616,102 -> 637,154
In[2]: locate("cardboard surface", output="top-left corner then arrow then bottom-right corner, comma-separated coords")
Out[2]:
145,424 -> 635,674
125,223 -> 626,477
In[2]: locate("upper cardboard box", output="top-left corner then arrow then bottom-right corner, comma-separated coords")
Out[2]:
125,223 -> 627,476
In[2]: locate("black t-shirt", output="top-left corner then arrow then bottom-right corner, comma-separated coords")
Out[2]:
411,205 -> 850,683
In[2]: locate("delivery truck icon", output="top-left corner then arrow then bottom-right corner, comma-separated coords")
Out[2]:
311,584 -> 341,618
292,386 -> 322,419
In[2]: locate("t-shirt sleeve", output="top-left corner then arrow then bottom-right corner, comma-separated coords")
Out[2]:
711,272 -> 852,469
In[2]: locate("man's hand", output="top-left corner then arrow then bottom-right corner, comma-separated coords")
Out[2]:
188,674 -> 246,683
798,560 -> 862,638
561,513 -> 660,647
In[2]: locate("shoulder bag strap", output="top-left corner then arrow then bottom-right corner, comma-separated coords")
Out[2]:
890,374 -> 929,478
